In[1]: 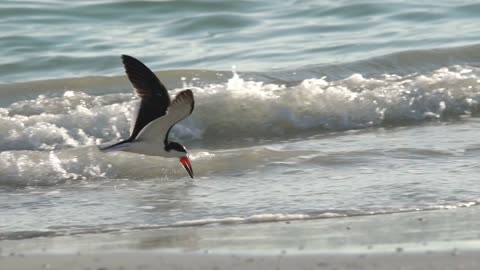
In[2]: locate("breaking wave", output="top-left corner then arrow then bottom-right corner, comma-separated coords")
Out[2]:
1,65 -> 480,152
1,63 -> 480,185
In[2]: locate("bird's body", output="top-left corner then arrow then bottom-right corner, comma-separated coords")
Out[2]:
102,140 -> 178,157
99,55 -> 195,178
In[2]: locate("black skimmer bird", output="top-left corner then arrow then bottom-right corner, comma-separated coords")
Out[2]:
99,55 -> 194,178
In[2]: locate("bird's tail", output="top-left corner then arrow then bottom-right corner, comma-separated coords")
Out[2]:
98,139 -> 131,152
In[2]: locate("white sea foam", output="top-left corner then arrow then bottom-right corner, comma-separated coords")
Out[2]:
165,202 -> 480,230
1,66 -> 480,185
170,213 -> 316,227
185,66 -> 480,141
0,91 -> 133,151
1,66 -> 479,152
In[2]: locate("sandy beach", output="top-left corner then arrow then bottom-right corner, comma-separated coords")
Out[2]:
2,206 -> 480,270
2,250 -> 479,270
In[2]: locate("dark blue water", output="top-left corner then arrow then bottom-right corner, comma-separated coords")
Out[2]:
1,0 -> 480,83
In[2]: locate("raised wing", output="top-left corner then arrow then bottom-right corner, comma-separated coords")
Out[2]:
136,89 -> 195,144
121,54 -> 171,140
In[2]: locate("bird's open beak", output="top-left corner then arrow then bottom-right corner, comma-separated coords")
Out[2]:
179,156 -> 194,178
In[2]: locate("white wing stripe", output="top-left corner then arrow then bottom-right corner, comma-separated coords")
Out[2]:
135,90 -> 194,143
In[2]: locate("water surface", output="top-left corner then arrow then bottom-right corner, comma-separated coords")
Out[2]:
1,0 -> 480,241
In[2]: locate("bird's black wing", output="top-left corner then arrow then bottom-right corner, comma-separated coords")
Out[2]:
135,90 -> 195,144
121,54 -> 171,140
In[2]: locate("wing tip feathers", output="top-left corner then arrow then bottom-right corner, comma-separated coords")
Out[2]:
173,89 -> 195,113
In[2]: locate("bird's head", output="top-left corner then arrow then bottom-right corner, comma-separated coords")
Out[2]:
166,142 -> 193,178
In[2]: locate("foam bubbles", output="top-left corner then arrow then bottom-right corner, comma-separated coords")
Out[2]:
0,91 -> 133,151
186,66 -> 480,141
2,66 -> 480,151
0,148 -> 105,186
1,65 -> 480,185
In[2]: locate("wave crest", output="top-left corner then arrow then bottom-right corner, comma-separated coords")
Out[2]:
0,65 -> 479,152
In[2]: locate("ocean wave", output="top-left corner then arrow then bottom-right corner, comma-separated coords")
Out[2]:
1,65 -> 480,152
1,65 -> 480,185
2,0 -> 480,83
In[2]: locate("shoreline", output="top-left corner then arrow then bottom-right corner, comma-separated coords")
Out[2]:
2,206 -> 480,269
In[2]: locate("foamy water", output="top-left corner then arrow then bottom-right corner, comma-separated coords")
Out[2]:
2,66 -> 480,152
1,0 -> 480,241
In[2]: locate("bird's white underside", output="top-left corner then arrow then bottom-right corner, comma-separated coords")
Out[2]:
118,141 -> 184,158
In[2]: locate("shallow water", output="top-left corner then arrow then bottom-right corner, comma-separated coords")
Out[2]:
1,0 -> 480,240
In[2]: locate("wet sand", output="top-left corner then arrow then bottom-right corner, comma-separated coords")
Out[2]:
1,206 -> 480,269
2,251 -> 479,270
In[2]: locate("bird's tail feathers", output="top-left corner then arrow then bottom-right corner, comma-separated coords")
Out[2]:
98,140 -> 131,152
